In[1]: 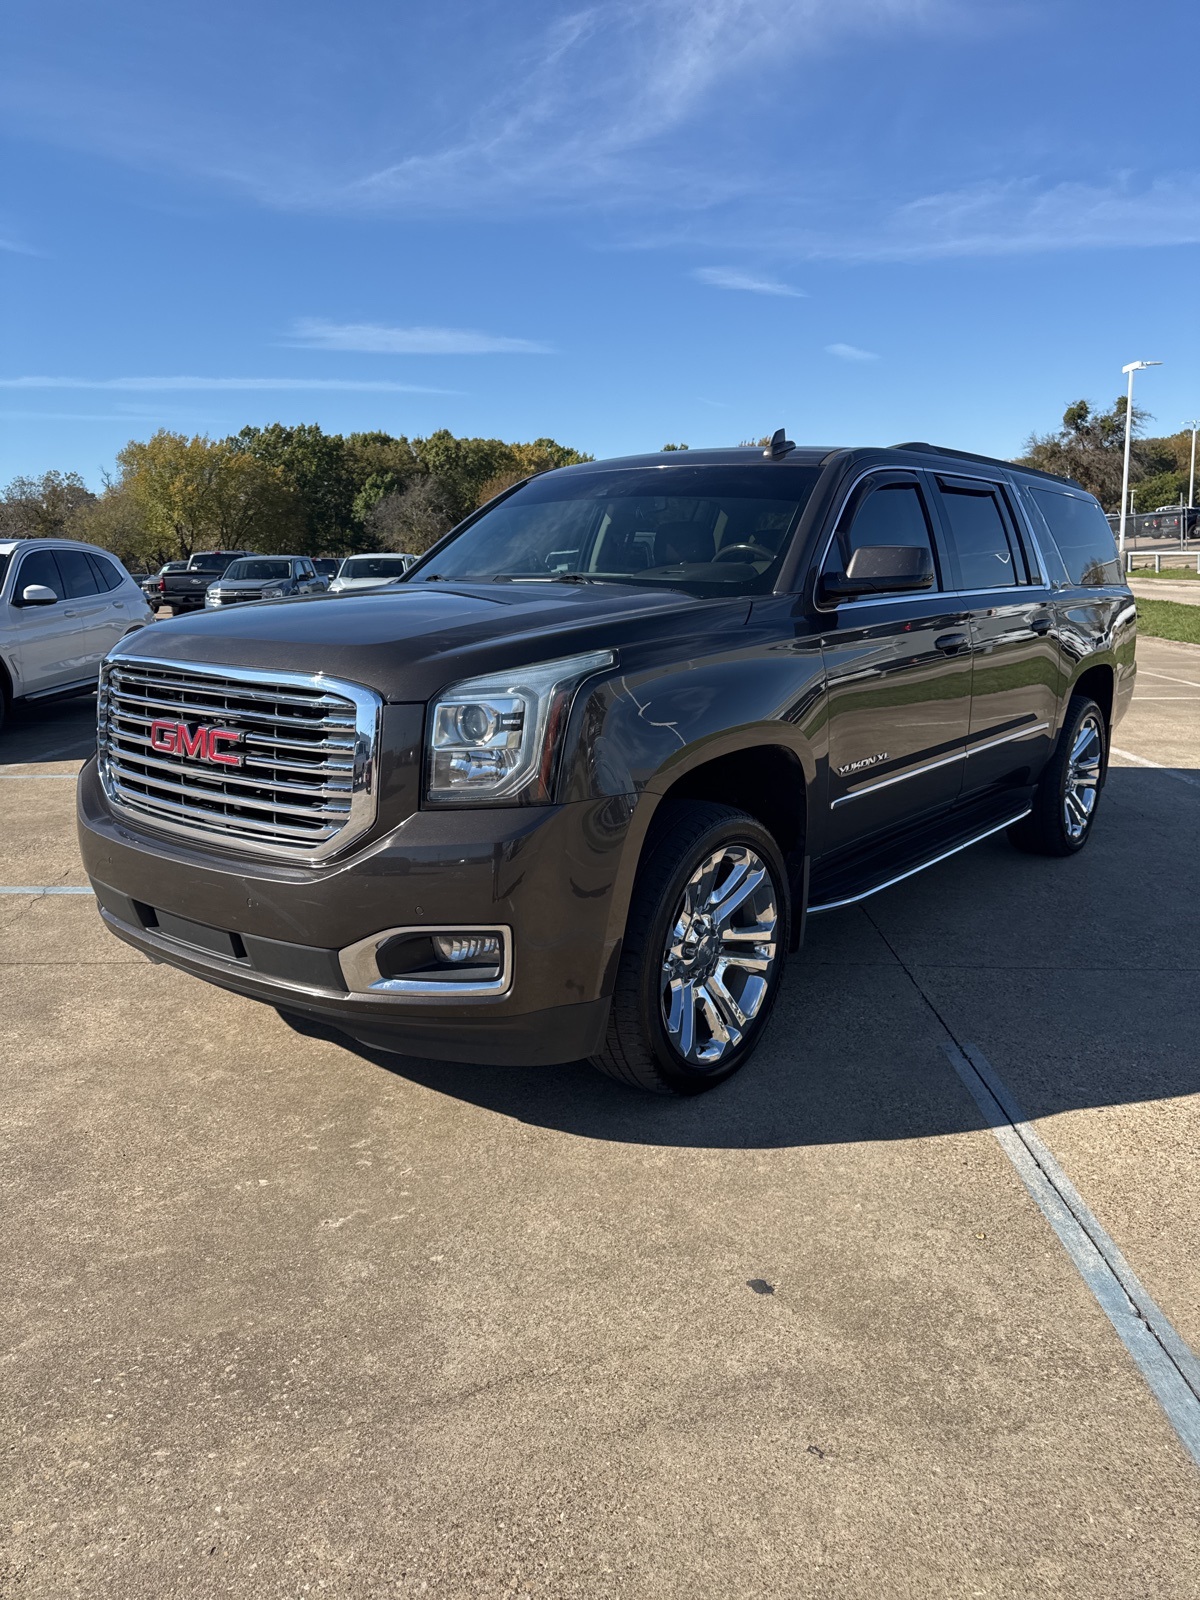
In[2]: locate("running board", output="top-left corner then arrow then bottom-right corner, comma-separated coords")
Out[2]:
808,807 -> 1031,914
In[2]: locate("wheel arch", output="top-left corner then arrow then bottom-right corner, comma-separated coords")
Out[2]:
1070,661 -> 1115,730
604,735 -> 813,960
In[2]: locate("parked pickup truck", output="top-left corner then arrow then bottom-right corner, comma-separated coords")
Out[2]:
78,436 -> 1136,1095
157,550 -> 256,612
1141,506 -> 1199,539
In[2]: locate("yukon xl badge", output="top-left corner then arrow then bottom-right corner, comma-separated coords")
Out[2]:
837,752 -> 889,776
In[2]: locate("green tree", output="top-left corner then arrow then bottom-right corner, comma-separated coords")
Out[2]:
365,477 -> 459,555
413,431 -> 592,521
73,481 -> 156,569
0,469 -> 95,538
1018,397 -> 1172,511
117,431 -> 296,560
1132,470 -> 1188,513
230,423 -> 357,554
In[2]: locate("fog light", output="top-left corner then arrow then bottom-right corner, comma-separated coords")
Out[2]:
432,933 -> 502,964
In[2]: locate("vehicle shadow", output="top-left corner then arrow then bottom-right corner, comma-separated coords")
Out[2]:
1,696 -> 97,766
284,765 -> 1200,1150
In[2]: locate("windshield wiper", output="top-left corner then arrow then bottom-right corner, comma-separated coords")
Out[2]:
492,572 -> 605,585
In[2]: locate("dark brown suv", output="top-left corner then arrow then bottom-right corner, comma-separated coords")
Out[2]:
78,438 -> 1136,1093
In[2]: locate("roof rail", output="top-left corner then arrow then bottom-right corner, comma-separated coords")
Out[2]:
890,441 -> 1085,491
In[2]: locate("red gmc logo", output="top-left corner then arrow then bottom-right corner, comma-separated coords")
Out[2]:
149,719 -> 244,767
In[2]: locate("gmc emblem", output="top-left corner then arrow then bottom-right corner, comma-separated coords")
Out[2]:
149,718 -> 244,767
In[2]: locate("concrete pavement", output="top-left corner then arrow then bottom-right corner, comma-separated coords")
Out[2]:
1128,577 -> 1200,606
1,640 -> 1198,1599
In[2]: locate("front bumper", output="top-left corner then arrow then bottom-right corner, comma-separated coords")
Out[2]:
77,758 -> 634,1066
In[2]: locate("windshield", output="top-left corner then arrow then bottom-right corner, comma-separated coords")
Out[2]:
222,559 -> 291,581
340,556 -> 411,580
405,464 -> 823,594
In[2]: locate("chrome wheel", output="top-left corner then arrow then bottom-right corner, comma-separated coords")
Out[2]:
1064,711 -> 1103,842
660,844 -> 780,1067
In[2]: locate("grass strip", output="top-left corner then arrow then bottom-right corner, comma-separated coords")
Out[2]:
1128,565 -> 1200,580
1134,597 -> 1200,645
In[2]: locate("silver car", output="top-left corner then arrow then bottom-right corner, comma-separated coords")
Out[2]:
205,557 -> 329,608
328,553 -> 418,594
0,538 -> 154,734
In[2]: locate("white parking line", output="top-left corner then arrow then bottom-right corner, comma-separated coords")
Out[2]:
0,886 -> 93,895
944,1042 -> 1200,1468
1140,668 -> 1200,690
1110,747 -> 1200,790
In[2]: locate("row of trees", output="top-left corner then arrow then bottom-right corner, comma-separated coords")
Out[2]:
1018,399 -> 1195,513
0,426 -> 592,569
2,404 -> 1192,567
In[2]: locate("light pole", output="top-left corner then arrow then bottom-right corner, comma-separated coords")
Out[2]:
1118,360 -> 1162,554
1185,419 -> 1199,512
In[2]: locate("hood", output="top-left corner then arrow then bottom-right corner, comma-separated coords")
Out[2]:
328,577 -> 391,593
211,576 -> 280,591
115,581 -> 737,701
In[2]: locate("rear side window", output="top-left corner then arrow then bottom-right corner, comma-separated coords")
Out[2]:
822,477 -> 940,592
16,549 -> 63,597
86,552 -> 124,591
54,549 -> 104,598
1028,488 -> 1121,587
937,479 -> 1028,590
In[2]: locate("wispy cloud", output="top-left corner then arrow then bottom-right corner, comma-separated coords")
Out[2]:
345,1 -> 950,214
0,376 -> 450,393
826,343 -> 878,361
871,174 -> 1200,259
787,173 -> 1200,262
692,267 -> 805,297
286,318 -> 552,355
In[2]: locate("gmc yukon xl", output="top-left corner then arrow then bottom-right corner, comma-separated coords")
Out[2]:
77,438 -> 1136,1094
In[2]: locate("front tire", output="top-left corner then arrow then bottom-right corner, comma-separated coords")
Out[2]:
1009,694 -> 1107,857
591,801 -> 791,1095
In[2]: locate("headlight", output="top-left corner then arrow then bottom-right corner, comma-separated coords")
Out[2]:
426,649 -> 614,806
260,586 -> 286,599
205,591 -> 221,606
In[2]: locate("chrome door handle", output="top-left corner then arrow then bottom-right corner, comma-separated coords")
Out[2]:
934,631 -> 969,655
1030,615 -> 1053,635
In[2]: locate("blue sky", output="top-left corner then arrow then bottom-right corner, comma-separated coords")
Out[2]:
2,0 -> 1197,487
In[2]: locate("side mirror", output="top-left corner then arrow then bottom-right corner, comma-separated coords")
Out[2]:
20,583 -> 60,607
822,545 -> 934,600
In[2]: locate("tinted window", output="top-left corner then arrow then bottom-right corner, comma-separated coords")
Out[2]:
86,552 -> 123,591
16,549 -> 63,598
222,559 -> 291,580
1029,488 -> 1121,587
342,556 -> 413,580
55,549 -> 104,598
823,478 -> 938,590
0,551 -> 9,590
189,556 -> 232,573
406,465 -> 822,596
938,481 -> 1026,590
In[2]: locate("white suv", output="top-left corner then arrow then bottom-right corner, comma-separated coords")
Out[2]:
0,539 -> 154,733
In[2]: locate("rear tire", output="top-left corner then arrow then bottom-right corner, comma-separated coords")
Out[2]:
591,800 -> 791,1095
1009,694 -> 1106,857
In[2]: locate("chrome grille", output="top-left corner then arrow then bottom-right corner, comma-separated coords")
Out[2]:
98,655 -> 381,862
